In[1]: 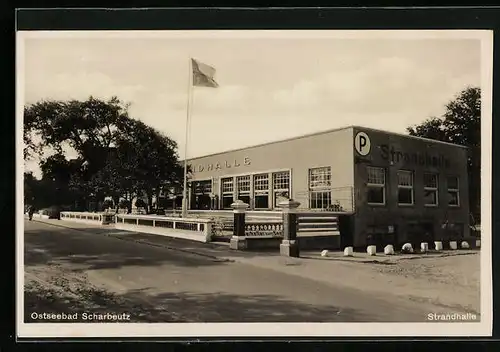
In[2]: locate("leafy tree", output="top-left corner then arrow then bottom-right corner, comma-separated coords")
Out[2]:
24,96 -> 131,209
407,86 -> 481,223
109,117 -> 186,213
24,96 -> 129,162
24,96 -> 186,213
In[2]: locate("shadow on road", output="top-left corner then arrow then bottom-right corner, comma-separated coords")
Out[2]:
24,220 -> 286,271
24,227 -> 232,271
24,281 -> 372,323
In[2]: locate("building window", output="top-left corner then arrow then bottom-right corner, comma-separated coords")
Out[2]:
309,167 -> 332,209
366,167 -> 385,205
423,173 -> 439,206
273,171 -> 290,208
397,170 -> 414,206
447,176 -> 460,206
193,180 -> 212,195
253,174 -> 269,209
192,180 -> 212,210
236,175 -> 251,205
221,177 -> 234,209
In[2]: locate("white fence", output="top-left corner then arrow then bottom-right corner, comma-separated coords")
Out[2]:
60,212 -> 115,225
31,213 -> 49,219
115,214 -> 214,243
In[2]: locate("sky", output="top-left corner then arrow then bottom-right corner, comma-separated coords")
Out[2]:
19,31 -> 483,178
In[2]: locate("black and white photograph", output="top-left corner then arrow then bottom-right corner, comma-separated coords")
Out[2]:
16,28 -> 492,338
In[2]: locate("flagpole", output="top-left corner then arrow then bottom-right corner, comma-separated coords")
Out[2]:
182,58 -> 193,218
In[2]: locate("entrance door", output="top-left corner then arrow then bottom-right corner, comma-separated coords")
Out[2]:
338,215 -> 355,248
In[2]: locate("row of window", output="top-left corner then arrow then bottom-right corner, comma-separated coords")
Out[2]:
366,167 -> 460,207
192,171 -> 291,210
207,167 -> 336,210
191,168 -> 332,210
189,166 -> 461,210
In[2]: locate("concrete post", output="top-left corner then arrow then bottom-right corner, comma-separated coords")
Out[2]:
434,241 -> 443,251
229,200 -> 249,250
278,199 -> 301,257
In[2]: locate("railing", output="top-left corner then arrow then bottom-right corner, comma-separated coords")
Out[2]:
167,209 -> 283,221
60,212 -> 115,225
297,212 -> 339,234
294,186 -> 355,213
245,220 -> 284,238
209,212 -> 340,237
115,214 -> 214,243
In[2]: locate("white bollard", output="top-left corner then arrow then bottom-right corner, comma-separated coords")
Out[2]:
476,240 -> 481,248
449,241 -> 458,250
434,241 -> 443,251
401,243 -> 413,253
320,249 -> 329,257
343,246 -> 354,257
384,244 -> 394,255
461,241 -> 470,249
367,245 -> 377,256
420,242 -> 429,253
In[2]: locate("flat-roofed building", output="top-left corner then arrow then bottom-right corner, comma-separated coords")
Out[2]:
183,126 -> 470,247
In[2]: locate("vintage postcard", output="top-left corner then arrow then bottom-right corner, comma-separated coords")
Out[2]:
16,28 -> 493,338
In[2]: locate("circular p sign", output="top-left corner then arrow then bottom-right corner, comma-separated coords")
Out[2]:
355,132 -> 371,156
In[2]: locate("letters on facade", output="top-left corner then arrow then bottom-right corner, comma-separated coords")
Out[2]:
192,157 -> 251,173
380,144 -> 451,168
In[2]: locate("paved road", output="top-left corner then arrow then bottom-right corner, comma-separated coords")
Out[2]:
23,220 -> 446,323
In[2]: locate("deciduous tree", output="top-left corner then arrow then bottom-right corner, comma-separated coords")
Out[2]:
407,86 -> 481,223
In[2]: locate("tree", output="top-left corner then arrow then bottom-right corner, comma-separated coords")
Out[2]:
407,86 -> 481,223
108,117 -> 186,214
24,96 -> 132,208
24,96 -> 129,162
24,96 -> 186,213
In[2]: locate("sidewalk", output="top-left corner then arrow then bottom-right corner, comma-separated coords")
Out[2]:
28,218 -> 481,314
34,217 -> 478,263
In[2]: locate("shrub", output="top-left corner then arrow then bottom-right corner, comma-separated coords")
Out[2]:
101,199 -> 114,211
135,199 -> 147,208
40,205 -> 61,219
118,199 -> 130,209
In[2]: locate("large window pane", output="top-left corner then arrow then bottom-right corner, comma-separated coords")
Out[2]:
274,191 -> 289,208
254,195 -> 269,209
222,195 -> 233,209
367,167 -> 385,185
398,188 -> 413,205
423,190 -> 438,206
367,187 -> 384,204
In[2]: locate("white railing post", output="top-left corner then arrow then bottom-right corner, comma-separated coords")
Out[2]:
204,221 -> 212,243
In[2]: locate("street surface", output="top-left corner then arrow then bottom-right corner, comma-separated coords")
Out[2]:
23,220 -> 480,323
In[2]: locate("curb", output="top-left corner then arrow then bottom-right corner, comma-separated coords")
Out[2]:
29,219 -> 233,262
301,250 -> 479,264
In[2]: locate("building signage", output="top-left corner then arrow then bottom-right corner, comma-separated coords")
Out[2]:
380,144 -> 450,168
355,132 -> 371,156
192,157 -> 251,173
